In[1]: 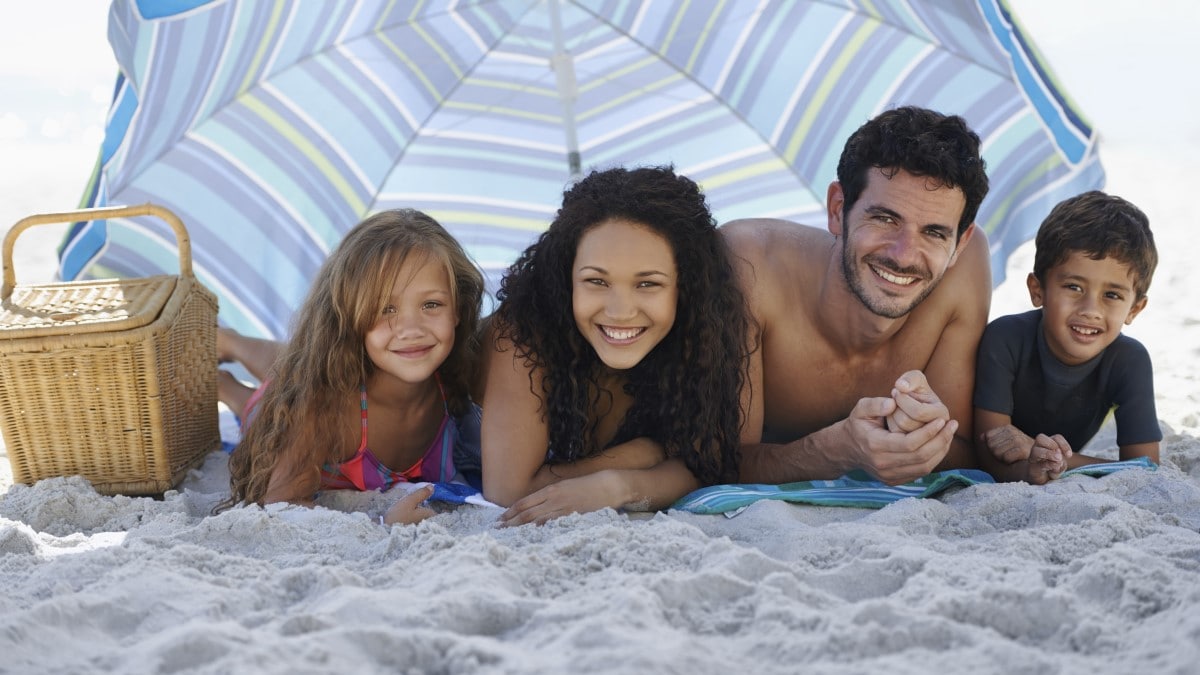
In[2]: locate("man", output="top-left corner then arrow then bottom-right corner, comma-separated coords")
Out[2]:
724,106 -> 992,485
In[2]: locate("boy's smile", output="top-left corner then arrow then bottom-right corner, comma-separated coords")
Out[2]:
1028,251 -> 1148,366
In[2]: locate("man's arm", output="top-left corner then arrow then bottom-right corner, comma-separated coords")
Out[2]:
922,225 -> 991,470
740,390 -> 959,484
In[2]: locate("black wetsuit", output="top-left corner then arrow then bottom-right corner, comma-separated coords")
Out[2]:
974,309 -> 1161,450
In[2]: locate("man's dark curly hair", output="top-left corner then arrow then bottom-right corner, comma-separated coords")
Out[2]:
1033,190 -> 1157,299
494,166 -> 749,485
837,106 -> 990,239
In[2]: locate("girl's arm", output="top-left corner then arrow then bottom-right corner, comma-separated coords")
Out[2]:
262,448 -> 320,506
498,458 -> 700,526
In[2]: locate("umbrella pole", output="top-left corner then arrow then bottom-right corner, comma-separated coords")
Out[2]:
548,0 -> 582,177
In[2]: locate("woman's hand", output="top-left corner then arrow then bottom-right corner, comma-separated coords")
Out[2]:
498,471 -> 626,527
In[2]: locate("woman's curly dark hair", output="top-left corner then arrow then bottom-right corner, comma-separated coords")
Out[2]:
494,166 -> 750,485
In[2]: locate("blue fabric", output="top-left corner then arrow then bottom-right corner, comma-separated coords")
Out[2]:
672,469 -> 995,515
1058,456 -> 1157,476
429,482 -> 483,506
672,458 -> 1157,516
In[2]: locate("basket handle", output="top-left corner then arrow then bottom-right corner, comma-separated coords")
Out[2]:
2,203 -> 194,301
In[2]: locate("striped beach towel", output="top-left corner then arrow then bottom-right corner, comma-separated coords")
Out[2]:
672,458 -> 1157,516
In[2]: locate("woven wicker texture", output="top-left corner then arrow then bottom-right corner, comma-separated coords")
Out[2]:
1,205 -> 219,495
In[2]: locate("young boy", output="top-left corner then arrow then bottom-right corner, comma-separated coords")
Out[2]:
974,190 -> 1160,484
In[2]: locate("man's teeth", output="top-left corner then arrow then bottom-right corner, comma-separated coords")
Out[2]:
602,326 -> 643,340
874,266 -> 915,285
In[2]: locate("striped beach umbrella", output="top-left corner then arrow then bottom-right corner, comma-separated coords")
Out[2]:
66,0 -> 1103,338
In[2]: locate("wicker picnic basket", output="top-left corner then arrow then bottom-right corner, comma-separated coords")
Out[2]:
0,204 -> 219,495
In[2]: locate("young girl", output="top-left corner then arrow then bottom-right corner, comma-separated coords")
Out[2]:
216,209 -> 485,525
481,166 -> 751,525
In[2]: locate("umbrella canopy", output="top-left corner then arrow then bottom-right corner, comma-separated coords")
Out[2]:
66,0 -> 1103,338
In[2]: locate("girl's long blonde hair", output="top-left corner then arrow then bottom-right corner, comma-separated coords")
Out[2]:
219,209 -> 484,509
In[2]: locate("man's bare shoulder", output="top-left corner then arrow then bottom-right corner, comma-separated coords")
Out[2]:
721,218 -> 829,277
933,225 -> 992,317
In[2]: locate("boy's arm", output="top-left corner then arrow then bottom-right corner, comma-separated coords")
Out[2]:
1068,440 -> 1160,467
974,408 -> 1037,482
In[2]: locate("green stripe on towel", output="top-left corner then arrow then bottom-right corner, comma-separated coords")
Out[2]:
671,458 -> 1157,516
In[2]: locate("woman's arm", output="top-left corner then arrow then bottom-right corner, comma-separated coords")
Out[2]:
480,328 -> 669,505
480,329 -> 556,507
498,458 -> 701,526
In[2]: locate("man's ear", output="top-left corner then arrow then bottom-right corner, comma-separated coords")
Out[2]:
948,222 -> 977,267
1125,295 -> 1148,325
827,181 -> 845,237
1026,272 -> 1044,308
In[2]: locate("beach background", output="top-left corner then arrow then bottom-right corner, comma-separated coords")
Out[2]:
3,2 -> 1200,673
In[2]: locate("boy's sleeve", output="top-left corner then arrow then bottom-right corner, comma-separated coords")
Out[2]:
1111,338 -> 1163,445
973,316 -> 1020,415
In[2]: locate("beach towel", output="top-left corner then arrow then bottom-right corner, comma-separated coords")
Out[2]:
671,458 -> 1157,517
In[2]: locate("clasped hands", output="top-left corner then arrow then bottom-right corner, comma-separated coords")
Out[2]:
847,370 -> 959,486
978,425 -> 1072,485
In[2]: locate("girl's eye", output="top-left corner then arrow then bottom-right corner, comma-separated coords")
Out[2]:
422,301 -> 444,310
382,304 -> 397,315
585,278 -> 607,287
637,280 -> 661,289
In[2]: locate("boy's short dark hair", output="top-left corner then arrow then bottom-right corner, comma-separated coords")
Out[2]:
1033,190 -> 1158,299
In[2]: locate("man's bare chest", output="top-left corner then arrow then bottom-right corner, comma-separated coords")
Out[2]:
758,328 -> 934,439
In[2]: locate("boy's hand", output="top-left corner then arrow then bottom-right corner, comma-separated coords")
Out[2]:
979,424 -> 1035,464
1023,434 -> 1073,485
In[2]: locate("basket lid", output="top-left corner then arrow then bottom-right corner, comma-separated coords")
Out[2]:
0,276 -> 177,339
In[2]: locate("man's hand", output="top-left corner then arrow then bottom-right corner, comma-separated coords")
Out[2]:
1023,434 -> 1073,485
847,395 -> 958,485
885,370 -> 950,433
979,424 -> 1035,464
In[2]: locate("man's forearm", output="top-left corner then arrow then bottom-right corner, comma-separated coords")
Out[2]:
737,422 -> 853,484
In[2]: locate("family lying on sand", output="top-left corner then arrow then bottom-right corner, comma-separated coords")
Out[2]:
214,106 -> 1161,526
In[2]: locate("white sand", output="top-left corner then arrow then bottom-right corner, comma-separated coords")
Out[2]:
4,3 -> 1200,673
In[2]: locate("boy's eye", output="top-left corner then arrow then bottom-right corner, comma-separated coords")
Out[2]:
1064,283 -> 1082,293
1105,291 -> 1124,301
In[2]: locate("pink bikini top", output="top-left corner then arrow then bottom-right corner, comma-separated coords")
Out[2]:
318,383 -> 457,491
